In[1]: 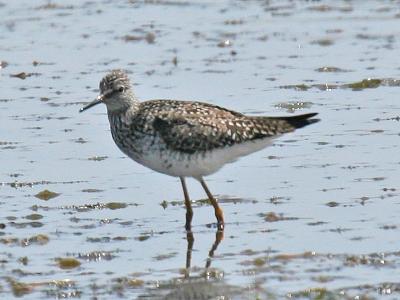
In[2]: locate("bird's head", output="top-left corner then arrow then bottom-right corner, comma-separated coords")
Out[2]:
80,69 -> 135,113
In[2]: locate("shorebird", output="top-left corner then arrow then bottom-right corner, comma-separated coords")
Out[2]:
80,69 -> 319,231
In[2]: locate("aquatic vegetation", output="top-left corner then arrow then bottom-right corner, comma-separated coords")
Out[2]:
34,190 -> 60,201
347,78 -> 382,90
56,258 -> 81,269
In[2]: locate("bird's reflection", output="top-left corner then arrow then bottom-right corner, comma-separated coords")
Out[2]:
184,228 -> 224,279
138,228 -> 256,299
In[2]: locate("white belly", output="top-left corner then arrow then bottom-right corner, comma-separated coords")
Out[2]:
131,137 -> 276,179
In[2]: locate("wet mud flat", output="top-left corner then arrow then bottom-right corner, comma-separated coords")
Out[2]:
1,0 -> 400,299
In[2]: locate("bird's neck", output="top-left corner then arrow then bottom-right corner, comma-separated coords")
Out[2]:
107,98 -> 140,127
107,92 -> 140,116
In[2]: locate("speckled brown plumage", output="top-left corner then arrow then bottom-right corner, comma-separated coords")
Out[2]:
131,99 -> 317,154
80,69 -> 319,231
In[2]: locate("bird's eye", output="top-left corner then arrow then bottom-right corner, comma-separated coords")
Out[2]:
118,86 -> 124,92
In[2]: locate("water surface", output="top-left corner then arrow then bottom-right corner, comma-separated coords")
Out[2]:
1,1 -> 400,299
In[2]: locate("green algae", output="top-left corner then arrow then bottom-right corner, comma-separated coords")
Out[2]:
347,78 -> 382,90
34,190 -> 60,201
135,235 -> 151,242
25,213 -> 43,220
252,257 -> 267,267
56,257 -> 81,269
105,202 -> 127,210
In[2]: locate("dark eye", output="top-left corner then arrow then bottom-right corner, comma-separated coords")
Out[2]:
118,86 -> 124,92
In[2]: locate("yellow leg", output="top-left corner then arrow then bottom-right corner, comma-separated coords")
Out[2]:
199,177 -> 224,231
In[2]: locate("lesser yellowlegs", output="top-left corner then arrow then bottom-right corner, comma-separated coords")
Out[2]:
80,69 -> 319,231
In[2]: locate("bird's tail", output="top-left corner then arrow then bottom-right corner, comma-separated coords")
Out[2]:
269,112 -> 320,129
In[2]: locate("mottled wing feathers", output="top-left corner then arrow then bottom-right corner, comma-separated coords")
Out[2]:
153,115 -> 275,154
137,100 -> 318,154
153,115 -> 217,154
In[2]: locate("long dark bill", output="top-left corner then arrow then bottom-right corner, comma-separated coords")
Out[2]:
79,95 -> 103,113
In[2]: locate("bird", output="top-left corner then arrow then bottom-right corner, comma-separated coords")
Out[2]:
80,69 -> 319,231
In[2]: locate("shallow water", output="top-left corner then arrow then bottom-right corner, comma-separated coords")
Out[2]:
1,0 -> 400,299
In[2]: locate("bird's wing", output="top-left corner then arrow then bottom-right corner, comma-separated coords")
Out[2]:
152,111 -> 285,154
137,100 -> 318,154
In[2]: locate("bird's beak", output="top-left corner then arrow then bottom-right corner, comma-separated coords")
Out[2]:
79,94 -> 105,113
